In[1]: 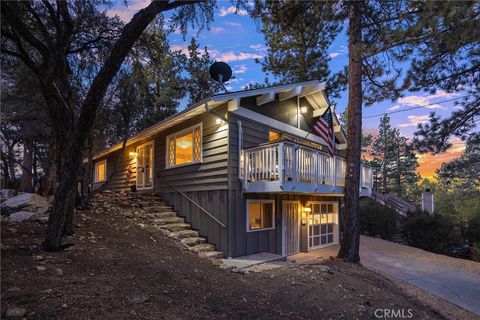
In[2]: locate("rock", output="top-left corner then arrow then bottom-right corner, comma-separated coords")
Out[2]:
1,193 -> 49,215
36,266 -> 46,272
6,211 -> 36,222
33,255 -> 43,261
6,287 -> 21,293
5,307 -> 26,318
231,268 -> 249,275
129,295 -> 149,304
210,258 -> 223,266
318,266 -> 331,273
1,189 -> 15,200
62,303 -> 67,309
40,289 -> 53,294
55,268 -> 64,276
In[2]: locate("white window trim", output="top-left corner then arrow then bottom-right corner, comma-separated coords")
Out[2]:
246,199 -> 276,232
94,159 -> 107,183
165,123 -> 203,169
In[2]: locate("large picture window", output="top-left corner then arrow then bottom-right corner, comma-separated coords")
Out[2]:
166,123 -> 202,169
94,159 -> 107,182
247,200 -> 275,232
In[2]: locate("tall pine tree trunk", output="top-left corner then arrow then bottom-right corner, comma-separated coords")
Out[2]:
338,0 -> 363,263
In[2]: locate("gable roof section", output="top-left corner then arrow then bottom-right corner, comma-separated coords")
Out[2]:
87,80 -> 345,161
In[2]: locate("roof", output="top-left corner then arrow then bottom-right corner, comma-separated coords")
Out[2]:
87,80 -> 339,161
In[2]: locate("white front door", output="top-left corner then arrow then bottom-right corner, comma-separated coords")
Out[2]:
307,202 -> 338,250
282,201 -> 300,256
136,141 -> 154,189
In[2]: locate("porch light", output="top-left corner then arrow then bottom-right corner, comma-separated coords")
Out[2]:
215,117 -> 225,125
129,151 -> 137,157
300,106 -> 308,114
302,207 -> 311,225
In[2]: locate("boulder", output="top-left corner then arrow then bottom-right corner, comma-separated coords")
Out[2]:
0,189 -> 15,200
1,193 -> 49,215
5,211 -> 37,222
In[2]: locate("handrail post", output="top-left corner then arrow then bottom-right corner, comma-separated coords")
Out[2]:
278,142 -> 284,186
292,144 -> 297,183
243,150 -> 248,191
333,155 -> 337,190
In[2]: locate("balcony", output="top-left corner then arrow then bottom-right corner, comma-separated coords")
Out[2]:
241,141 -> 373,196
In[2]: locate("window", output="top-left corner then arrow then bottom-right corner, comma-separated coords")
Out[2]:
95,159 -> 106,182
166,123 -> 202,168
247,200 -> 275,231
269,130 -> 281,141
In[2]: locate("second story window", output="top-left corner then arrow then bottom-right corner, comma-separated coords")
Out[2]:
166,123 -> 202,169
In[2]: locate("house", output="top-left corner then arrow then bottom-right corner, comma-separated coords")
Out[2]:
85,80 -> 373,258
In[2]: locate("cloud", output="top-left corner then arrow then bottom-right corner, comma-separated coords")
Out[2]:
328,45 -> 348,59
170,44 -> 190,56
389,90 -> 459,111
398,115 -> 430,128
233,64 -> 248,74
210,50 -> 262,62
218,6 -> 248,17
106,0 -> 150,21
210,27 -> 226,33
225,21 -> 243,29
249,44 -> 268,55
416,140 -> 466,179
388,105 -> 401,111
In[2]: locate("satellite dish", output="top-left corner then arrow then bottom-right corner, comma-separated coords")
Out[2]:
209,61 -> 232,84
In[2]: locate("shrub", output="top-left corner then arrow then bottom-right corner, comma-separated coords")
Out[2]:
465,212 -> 480,245
360,199 -> 399,240
403,211 -> 459,254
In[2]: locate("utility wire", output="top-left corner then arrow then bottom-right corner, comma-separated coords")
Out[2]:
363,96 -> 466,119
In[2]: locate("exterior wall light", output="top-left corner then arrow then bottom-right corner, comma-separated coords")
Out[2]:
215,118 -> 223,125
129,151 -> 137,157
302,206 -> 311,225
300,106 -> 308,114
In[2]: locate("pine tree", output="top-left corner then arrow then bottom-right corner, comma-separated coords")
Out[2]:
371,115 -> 398,194
250,1 -> 341,92
185,38 -> 221,105
407,2 -> 480,154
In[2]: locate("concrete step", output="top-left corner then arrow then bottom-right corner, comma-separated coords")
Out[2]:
168,229 -> 199,239
144,206 -> 174,212
188,243 -> 216,253
157,223 -> 191,232
198,251 -> 224,259
145,212 -> 177,219
154,216 -> 184,225
181,237 -> 206,247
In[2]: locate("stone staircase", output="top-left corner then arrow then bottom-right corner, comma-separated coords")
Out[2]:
127,193 -> 224,259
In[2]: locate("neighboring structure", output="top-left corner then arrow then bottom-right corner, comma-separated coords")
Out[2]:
84,80 -> 373,258
421,188 -> 434,215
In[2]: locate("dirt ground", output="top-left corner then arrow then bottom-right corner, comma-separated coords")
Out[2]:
0,197 -> 464,320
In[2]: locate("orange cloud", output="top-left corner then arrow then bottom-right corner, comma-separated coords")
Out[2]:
416,142 -> 466,180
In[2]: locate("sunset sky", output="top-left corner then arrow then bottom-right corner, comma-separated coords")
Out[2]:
107,1 -> 468,180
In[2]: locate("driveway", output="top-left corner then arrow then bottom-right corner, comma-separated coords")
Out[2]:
290,236 -> 480,316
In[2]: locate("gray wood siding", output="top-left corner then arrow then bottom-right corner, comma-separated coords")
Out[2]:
227,112 -> 341,257
240,95 -> 315,132
92,104 -> 229,254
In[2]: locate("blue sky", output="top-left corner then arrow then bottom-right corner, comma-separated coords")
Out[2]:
107,1 -> 467,178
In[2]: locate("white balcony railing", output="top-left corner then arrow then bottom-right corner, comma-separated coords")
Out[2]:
241,141 -> 373,195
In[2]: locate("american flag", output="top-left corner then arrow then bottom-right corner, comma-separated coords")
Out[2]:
312,107 -> 335,157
